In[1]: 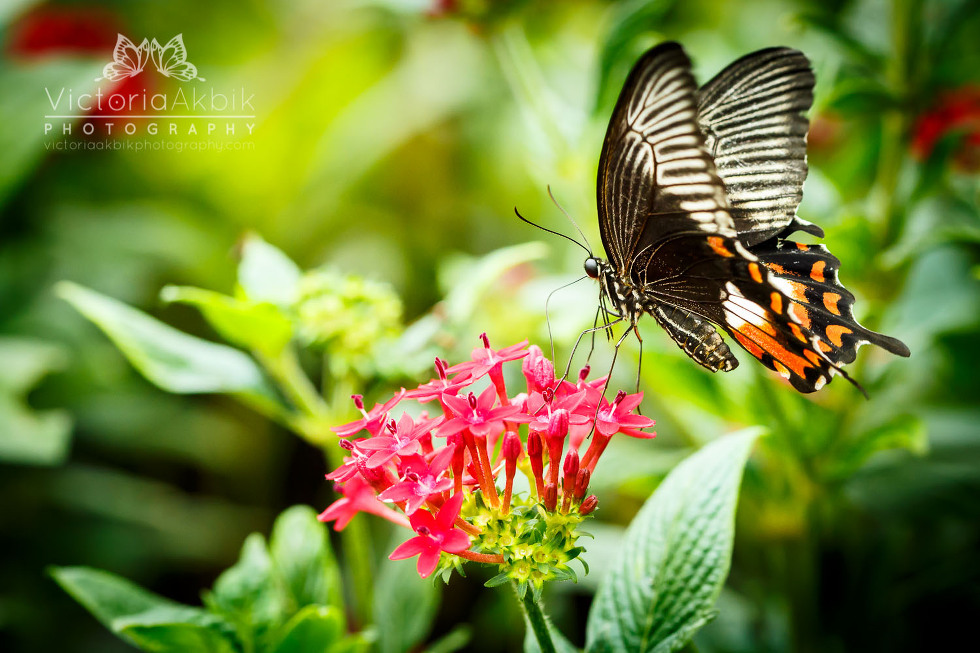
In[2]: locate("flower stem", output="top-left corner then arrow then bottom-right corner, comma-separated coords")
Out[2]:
517,584 -> 557,653
457,550 -> 504,564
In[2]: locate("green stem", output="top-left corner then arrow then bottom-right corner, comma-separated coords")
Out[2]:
517,585 -> 556,653
258,348 -> 334,446
342,515 -> 375,626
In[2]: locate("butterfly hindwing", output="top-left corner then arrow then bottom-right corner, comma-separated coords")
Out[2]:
697,48 -> 815,246
750,238 -> 911,366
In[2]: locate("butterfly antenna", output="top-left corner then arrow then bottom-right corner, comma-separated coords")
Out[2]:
544,275 -> 589,365
547,185 -> 593,255
514,208 -> 592,257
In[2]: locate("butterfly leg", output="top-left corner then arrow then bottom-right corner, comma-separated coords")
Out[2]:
589,324 -> 634,437
562,317 -> 625,384
633,325 -> 643,395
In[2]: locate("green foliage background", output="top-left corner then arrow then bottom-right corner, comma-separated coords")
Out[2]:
1,0 -> 978,651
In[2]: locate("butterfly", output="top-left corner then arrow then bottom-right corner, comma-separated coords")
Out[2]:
97,35 -> 150,82
581,42 -> 909,393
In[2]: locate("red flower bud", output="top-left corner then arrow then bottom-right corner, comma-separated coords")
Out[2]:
574,468 -> 591,499
579,495 -> 598,515
544,482 -> 558,512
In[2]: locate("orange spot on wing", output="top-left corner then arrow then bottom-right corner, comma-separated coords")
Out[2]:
804,349 -> 822,365
790,302 -> 812,329
770,292 -> 783,314
810,260 -> 826,282
818,340 -> 833,353
765,262 -> 788,275
789,323 -> 807,342
749,263 -> 763,283
773,361 -> 791,378
786,280 -> 808,302
708,236 -> 733,258
732,330 -> 765,359
732,323 -> 813,378
826,324 -> 852,347
796,242 -> 810,251
823,292 -> 841,315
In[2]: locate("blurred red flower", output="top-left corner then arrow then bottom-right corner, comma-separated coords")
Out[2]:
911,86 -> 980,172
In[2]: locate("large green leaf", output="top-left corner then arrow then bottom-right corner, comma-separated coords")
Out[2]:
373,530 -> 440,653
0,337 -> 72,465
50,566 -> 238,653
237,233 -> 302,308
57,281 -> 279,404
161,285 -> 293,357
269,505 -> 344,614
267,605 -> 350,653
585,429 -> 762,653
207,534 -> 287,646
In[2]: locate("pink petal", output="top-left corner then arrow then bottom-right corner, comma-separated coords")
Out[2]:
416,548 -> 442,578
441,529 -> 471,553
389,536 -> 428,560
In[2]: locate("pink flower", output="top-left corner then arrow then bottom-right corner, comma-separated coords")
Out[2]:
437,384 -> 530,438
389,492 -> 470,578
318,476 -> 409,530
595,391 -> 656,438
406,358 -> 468,402
522,345 -> 556,393
358,413 -> 442,468
378,446 -> 455,514
333,390 -> 406,438
446,333 -> 529,383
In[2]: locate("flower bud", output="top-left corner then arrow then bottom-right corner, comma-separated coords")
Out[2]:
574,468 -> 591,499
544,482 -> 558,512
522,345 -> 555,393
579,494 -> 598,515
547,409 -> 570,441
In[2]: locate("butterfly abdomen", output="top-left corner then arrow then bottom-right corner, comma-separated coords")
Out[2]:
650,304 -> 739,372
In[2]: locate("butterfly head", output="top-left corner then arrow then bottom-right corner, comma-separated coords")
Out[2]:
584,257 -> 602,279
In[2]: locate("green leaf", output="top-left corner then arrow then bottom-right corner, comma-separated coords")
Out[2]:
57,281 -> 279,404
0,338 -> 72,465
0,58 -> 103,203
267,605 -> 345,653
825,415 -> 928,481
585,429 -> 762,653
50,566 -> 238,653
374,529 -> 440,653
206,533 -> 287,644
161,285 -> 293,357
423,626 -> 472,653
594,0 -> 676,114
269,505 -> 344,613
237,233 -> 302,308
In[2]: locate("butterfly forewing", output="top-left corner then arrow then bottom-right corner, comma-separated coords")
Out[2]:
697,48 -> 816,246
597,42 -> 735,278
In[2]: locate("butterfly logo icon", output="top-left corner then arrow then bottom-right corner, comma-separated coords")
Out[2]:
96,34 -> 204,82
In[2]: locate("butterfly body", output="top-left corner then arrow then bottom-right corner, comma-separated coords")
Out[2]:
588,42 -> 910,392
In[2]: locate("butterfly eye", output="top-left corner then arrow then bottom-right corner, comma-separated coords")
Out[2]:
584,257 -> 601,279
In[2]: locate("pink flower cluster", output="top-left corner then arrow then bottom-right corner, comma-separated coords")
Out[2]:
318,335 -> 655,579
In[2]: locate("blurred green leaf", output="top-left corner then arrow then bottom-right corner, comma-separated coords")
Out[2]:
50,566 -> 238,653
207,534 -> 286,647
267,605 -> 349,653
0,0 -> 40,27
374,530 -> 440,653
439,242 -> 548,325
161,285 -> 294,357
595,0 -> 675,114
269,505 -> 344,614
237,233 -> 302,308
423,626 -> 472,653
0,337 -> 72,465
585,428 -> 762,653
825,414 -> 927,481
0,58 -> 102,203
57,281 -> 279,404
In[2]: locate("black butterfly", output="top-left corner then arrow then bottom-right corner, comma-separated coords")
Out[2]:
580,42 -> 909,393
